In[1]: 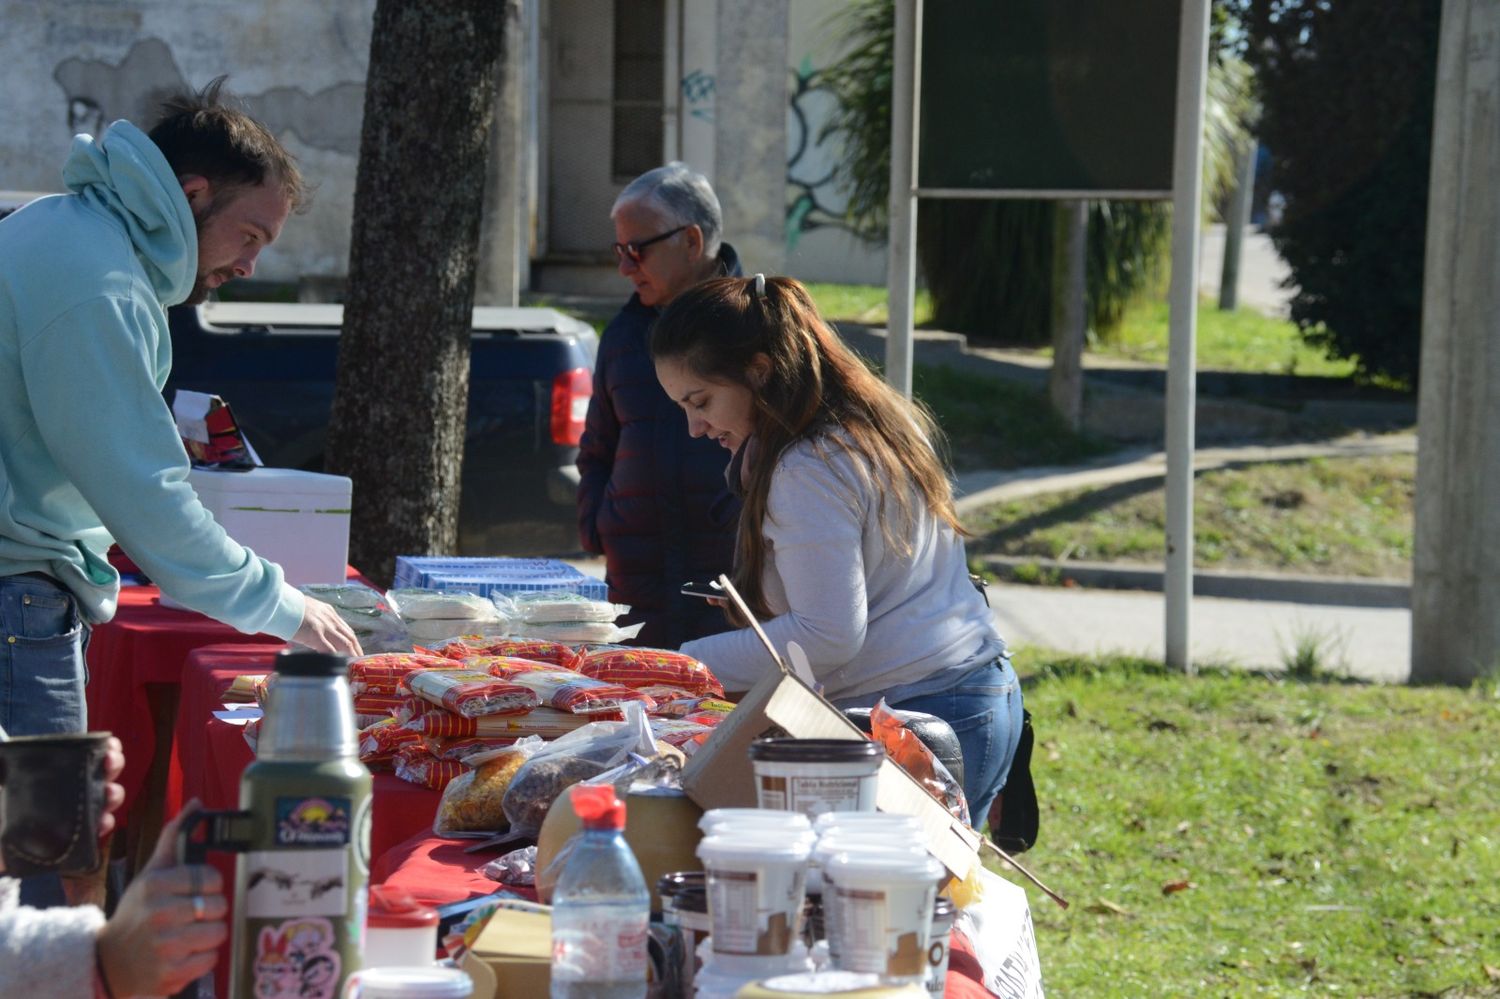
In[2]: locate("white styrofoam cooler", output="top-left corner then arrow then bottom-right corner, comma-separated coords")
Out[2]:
188,466 -> 353,587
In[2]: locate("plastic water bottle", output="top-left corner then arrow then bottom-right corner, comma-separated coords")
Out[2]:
549,784 -> 650,999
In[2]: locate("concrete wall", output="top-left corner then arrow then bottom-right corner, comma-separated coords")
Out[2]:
1,1 -> 375,286
783,0 -> 888,286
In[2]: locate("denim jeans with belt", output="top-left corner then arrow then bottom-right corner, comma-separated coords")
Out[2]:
0,572 -> 90,736
890,654 -> 1024,826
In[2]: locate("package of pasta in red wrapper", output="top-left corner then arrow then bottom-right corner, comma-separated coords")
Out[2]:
349,652 -> 456,696
420,636 -> 578,668
358,716 -> 423,765
393,744 -> 467,791
406,669 -> 540,718
353,692 -> 407,728
481,656 -> 657,715
423,735 -> 521,762
406,705 -> 599,740
572,645 -> 724,697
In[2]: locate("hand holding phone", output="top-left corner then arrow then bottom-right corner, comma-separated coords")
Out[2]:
681,580 -> 725,601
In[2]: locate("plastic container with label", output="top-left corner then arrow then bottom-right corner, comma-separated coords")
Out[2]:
922,897 -> 957,999
699,808 -> 813,838
697,833 -> 813,960
365,886 -> 440,968
812,841 -> 930,965
749,739 -> 885,818
823,851 -> 945,983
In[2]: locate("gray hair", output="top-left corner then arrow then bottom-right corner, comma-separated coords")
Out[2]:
612,161 -> 723,258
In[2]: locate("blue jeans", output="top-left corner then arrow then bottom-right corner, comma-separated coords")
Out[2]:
891,655 -> 1023,827
0,573 -> 89,736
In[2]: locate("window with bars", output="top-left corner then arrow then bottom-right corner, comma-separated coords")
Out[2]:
611,0 -> 664,181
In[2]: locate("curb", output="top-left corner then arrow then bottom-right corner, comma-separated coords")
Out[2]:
975,555 -> 1411,609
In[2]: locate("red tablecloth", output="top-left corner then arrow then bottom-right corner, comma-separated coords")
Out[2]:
369,830 -> 512,908
85,585 -> 285,820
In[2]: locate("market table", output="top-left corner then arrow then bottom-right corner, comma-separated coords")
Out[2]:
84,584 -> 287,870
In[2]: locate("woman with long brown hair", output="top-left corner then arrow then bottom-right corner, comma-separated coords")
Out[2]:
651,274 -> 1024,823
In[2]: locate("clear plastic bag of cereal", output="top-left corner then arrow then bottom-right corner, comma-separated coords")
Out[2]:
433,737 -> 544,836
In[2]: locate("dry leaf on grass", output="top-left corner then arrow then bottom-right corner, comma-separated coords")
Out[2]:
1161,879 -> 1197,895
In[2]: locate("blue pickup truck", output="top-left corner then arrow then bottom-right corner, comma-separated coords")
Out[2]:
165,301 -> 597,556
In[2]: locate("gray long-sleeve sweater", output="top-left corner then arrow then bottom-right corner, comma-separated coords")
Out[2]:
681,435 -> 1003,699
0,877 -> 103,999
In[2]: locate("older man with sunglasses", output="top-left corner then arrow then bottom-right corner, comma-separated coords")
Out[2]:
576,162 -> 744,648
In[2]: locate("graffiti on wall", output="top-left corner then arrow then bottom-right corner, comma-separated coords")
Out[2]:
681,68 -> 715,122
52,38 -> 365,156
785,56 -> 856,251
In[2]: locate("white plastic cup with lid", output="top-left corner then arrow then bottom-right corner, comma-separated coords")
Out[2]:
749,739 -> 885,819
813,812 -> 923,836
814,841 -> 930,965
364,886 -> 440,968
340,965 -> 472,998
824,851 -> 945,983
699,808 -> 812,837
697,832 -> 813,959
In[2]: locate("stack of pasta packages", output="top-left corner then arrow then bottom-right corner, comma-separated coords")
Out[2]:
244,584 -> 734,838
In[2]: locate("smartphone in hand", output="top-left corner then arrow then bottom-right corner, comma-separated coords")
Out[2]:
681,579 -> 725,600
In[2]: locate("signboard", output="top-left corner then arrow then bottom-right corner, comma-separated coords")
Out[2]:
918,0 -> 1181,197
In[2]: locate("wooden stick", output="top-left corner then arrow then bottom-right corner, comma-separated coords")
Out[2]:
717,573 -> 787,672
980,835 -> 1070,909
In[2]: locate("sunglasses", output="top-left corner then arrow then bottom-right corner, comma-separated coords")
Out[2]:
612,225 -> 688,264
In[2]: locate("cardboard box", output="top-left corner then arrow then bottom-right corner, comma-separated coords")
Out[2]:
681,666 -> 981,880
187,467 -> 352,587
461,905 -> 552,999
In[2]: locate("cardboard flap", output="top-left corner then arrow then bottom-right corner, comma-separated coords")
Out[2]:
681,666 -> 981,879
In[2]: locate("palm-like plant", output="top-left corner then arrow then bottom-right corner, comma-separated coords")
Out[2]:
818,0 -> 1256,345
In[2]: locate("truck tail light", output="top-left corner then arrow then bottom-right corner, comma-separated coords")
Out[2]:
550,367 -> 592,446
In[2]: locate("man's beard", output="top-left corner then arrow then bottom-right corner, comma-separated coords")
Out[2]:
183,266 -> 233,306
183,201 -> 233,306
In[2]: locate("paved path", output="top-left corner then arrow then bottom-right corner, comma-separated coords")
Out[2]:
992,582 -> 1409,682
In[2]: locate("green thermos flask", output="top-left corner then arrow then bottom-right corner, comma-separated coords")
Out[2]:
182,649 -> 373,999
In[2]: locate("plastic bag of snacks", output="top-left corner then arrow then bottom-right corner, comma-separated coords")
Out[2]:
512,620 -> 643,644
349,653 -> 456,696
869,698 -> 971,826
482,657 -> 656,715
500,708 -> 655,835
387,588 -> 503,622
393,744 -> 467,791
647,717 -> 716,751
480,845 -> 537,887
423,637 -> 577,668
405,670 -> 539,718
433,738 -> 544,835
405,619 -> 512,645
298,582 -> 409,652
500,591 -> 629,625
424,735 -> 520,762
406,705 -> 597,740
647,694 -> 735,719
573,646 -> 724,697
358,717 -> 423,765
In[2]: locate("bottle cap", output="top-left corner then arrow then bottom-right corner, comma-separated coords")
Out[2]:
366,885 -> 440,929
275,649 -> 350,677
570,784 -> 626,830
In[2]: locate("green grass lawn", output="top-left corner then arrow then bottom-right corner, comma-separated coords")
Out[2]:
913,364 -> 1116,472
803,282 -> 935,328
1097,295 -> 1357,378
965,454 -> 1414,578
1006,651 -> 1500,997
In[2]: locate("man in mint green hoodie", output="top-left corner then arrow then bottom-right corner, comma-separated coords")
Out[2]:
0,78 -> 360,739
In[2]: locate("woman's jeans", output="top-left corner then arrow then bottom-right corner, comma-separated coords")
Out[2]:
0,572 -> 89,736
891,655 -> 1023,828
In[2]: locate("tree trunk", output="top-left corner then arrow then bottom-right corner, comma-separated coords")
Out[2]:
327,0 -> 513,585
